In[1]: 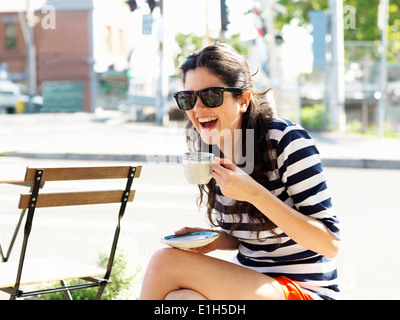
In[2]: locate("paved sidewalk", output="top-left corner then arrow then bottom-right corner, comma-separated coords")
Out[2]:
1,111 -> 399,169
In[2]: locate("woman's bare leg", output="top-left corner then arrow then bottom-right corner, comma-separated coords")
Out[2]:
165,289 -> 207,300
140,248 -> 285,300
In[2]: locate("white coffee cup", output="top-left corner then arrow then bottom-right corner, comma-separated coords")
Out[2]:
182,152 -> 214,184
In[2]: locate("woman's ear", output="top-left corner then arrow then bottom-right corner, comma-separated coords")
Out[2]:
239,91 -> 251,113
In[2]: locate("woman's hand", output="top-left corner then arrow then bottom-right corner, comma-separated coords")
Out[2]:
211,157 -> 260,203
174,227 -> 239,254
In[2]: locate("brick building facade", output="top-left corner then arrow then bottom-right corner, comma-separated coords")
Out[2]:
0,0 -> 132,112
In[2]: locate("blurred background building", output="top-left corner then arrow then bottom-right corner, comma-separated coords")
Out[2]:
0,0 -> 399,137
0,0 -> 132,113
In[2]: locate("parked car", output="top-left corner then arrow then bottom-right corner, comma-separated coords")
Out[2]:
0,80 -> 20,113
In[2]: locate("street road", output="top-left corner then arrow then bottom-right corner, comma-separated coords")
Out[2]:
1,156 -> 399,299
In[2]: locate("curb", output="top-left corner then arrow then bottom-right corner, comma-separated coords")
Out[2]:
6,152 -> 151,163
5,151 -> 400,170
321,158 -> 400,170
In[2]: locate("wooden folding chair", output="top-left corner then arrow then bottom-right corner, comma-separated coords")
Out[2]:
0,165 -> 142,300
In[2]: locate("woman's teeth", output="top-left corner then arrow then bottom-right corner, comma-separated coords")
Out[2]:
198,117 -> 217,123
198,117 -> 218,128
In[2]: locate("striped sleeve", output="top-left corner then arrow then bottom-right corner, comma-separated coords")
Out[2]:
270,119 -> 340,240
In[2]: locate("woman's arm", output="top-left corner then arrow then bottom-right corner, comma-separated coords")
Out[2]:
212,158 -> 340,259
248,182 -> 340,258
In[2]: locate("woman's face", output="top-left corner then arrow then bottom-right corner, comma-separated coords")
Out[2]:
184,67 -> 249,147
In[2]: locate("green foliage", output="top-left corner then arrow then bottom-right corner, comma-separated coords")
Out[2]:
175,32 -> 204,71
343,0 -> 380,41
343,0 -> 400,45
275,0 -> 328,30
346,120 -> 400,138
174,33 -> 249,77
273,0 -> 400,62
387,2 -> 400,62
213,34 -> 250,56
300,104 -> 325,130
39,239 -> 143,300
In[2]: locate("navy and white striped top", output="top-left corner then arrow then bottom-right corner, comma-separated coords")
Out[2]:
215,118 -> 340,300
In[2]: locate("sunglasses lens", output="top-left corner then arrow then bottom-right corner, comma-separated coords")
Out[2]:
174,87 -> 228,110
200,88 -> 223,108
175,92 -> 196,110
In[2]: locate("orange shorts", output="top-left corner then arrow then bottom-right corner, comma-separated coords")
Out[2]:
275,276 -> 314,300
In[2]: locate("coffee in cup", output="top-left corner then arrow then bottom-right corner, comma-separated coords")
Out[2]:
182,152 -> 214,184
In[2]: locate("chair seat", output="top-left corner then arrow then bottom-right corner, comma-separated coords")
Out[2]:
0,257 -> 105,289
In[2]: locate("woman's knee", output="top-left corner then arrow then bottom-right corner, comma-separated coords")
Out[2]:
145,248 -> 183,276
149,247 -> 181,264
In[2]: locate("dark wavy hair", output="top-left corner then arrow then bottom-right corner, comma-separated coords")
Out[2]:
180,42 -> 278,238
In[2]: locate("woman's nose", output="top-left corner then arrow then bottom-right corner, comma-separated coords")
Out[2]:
193,97 -> 207,111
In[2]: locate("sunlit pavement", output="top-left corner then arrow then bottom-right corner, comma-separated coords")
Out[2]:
1,112 -> 399,169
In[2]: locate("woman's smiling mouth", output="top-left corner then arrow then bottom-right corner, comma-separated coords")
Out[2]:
198,116 -> 218,129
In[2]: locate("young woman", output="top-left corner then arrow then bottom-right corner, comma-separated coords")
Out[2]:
140,42 -> 340,300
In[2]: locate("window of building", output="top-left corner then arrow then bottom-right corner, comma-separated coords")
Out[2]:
119,29 -> 125,56
105,25 -> 112,54
2,16 -> 18,50
5,24 -> 18,49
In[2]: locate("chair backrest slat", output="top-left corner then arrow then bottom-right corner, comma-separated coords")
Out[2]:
24,166 -> 142,182
18,190 -> 136,209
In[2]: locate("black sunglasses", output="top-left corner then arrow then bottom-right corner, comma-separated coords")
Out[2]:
173,87 -> 243,111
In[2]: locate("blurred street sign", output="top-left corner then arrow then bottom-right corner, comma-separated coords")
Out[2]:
142,14 -> 153,35
41,81 -> 85,112
309,11 -> 328,71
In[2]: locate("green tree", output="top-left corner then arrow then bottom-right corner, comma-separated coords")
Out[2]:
174,33 -> 249,76
175,32 -> 204,71
274,0 -> 328,30
387,2 -> 400,62
273,0 -> 400,61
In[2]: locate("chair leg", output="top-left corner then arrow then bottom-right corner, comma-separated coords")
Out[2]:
94,284 -> 105,300
4,209 -> 27,262
60,280 -> 73,300
0,243 -> 4,262
0,209 -> 27,263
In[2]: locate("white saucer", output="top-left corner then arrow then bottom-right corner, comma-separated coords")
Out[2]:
160,232 -> 220,249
